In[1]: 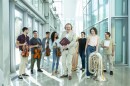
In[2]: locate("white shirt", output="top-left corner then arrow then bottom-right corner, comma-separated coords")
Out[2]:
66,33 -> 69,38
52,39 -> 60,47
45,39 -> 48,48
50,39 -> 60,51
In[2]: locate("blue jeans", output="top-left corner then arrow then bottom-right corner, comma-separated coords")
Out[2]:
52,48 -> 60,71
86,45 -> 96,76
79,50 -> 85,69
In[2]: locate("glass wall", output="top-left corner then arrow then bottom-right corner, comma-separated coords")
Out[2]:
86,1 -> 92,28
99,19 -> 108,41
15,8 -> 23,65
83,0 -> 128,65
83,7 -> 87,30
99,0 -> 108,21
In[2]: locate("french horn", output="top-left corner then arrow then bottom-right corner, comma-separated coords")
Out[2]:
88,52 -> 106,81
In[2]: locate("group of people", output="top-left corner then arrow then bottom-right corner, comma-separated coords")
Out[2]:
16,23 -> 115,80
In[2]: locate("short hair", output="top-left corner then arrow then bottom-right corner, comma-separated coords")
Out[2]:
33,30 -> 37,33
64,23 -> 73,30
81,32 -> 85,35
46,32 -> 50,34
90,27 -> 97,35
22,27 -> 28,32
105,32 -> 111,37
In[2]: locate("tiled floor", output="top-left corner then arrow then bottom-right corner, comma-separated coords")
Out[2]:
11,57 -> 130,86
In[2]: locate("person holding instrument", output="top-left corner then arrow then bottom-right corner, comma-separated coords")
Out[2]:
16,27 -> 30,79
41,32 -> 51,68
30,30 -> 43,74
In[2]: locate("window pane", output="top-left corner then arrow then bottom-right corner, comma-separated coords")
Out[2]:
39,0 -> 43,13
99,6 -> 103,20
87,15 -> 91,28
15,9 -> 23,65
99,19 -> 108,40
34,21 -> 39,31
87,0 -> 91,3
27,0 -> 32,4
99,0 -> 109,20
27,16 -> 33,37
92,0 -> 98,11
83,0 -> 87,7
91,10 -> 98,25
115,0 -> 128,16
99,0 -> 104,6
39,24 -> 43,39
33,0 -> 39,10
87,1 -> 92,15
83,7 -> 87,29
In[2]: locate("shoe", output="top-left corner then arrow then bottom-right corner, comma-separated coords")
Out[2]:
18,75 -> 23,79
31,70 -> 33,74
86,76 -> 90,79
52,72 -> 55,76
68,76 -> 72,80
37,69 -> 43,72
60,75 -> 68,78
55,71 -> 59,74
110,71 -> 113,75
80,68 -> 83,70
82,69 -> 85,72
103,70 -> 107,72
22,73 -> 29,76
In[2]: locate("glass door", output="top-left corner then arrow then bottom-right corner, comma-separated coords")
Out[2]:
112,18 -> 128,64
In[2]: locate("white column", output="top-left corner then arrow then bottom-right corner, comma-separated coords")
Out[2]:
128,0 -> 130,67
0,0 -> 10,85
10,0 -> 16,73
108,0 -> 111,32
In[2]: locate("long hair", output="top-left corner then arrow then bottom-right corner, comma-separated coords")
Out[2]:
90,27 -> 98,35
51,31 -> 58,43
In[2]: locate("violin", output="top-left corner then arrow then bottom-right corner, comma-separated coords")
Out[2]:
46,46 -> 50,56
21,45 -> 29,57
33,46 -> 41,59
56,47 -> 61,57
